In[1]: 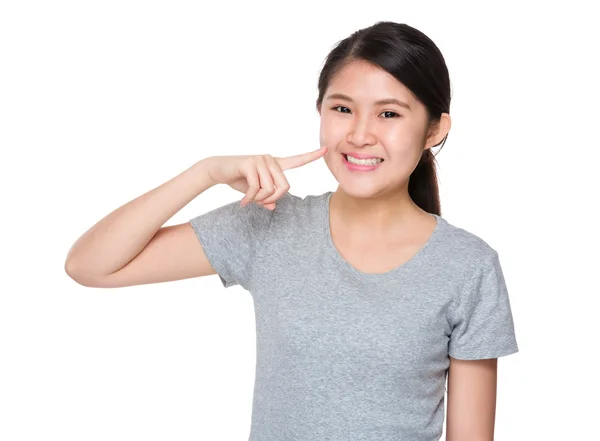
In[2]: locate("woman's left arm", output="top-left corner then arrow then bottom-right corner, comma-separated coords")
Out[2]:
446,357 -> 497,441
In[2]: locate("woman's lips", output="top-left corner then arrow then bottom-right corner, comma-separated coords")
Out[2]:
341,153 -> 384,171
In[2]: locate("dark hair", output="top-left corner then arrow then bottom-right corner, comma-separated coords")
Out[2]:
316,21 -> 451,215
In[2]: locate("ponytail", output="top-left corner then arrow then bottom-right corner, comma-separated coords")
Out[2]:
408,148 -> 441,216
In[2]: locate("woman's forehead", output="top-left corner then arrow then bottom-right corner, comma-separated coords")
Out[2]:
326,60 -> 415,105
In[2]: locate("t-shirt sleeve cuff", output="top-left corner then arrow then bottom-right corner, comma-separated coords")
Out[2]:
189,218 -> 236,288
449,340 -> 519,360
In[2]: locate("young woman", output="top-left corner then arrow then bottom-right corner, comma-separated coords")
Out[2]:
65,21 -> 518,441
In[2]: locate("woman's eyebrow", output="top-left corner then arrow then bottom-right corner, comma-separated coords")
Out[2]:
325,93 -> 411,110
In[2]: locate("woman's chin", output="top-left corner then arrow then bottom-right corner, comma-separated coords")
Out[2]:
336,181 -> 383,199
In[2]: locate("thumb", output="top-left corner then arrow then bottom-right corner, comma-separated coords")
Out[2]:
276,146 -> 328,171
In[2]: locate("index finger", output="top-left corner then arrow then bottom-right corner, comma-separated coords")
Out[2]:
275,146 -> 328,171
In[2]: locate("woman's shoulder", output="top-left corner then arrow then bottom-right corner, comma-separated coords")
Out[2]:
274,190 -> 330,214
433,214 -> 502,273
279,190 -> 330,204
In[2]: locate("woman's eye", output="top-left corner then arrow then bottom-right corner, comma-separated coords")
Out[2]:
331,107 -> 399,118
332,106 -> 351,113
380,111 -> 399,118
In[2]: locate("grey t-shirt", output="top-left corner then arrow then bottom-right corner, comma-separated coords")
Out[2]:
189,190 -> 519,441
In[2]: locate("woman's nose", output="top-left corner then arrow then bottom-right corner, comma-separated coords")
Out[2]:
346,117 -> 377,147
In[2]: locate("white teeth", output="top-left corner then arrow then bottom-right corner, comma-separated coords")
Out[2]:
345,155 -> 383,166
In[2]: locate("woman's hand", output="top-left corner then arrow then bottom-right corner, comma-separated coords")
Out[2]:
206,146 -> 328,210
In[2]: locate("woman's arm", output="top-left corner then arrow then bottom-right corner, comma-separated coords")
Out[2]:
64,158 -> 216,284
446,357 -> 498,441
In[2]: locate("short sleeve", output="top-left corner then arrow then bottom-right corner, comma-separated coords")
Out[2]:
448,250 -> 519,360
189,198 -> 274,290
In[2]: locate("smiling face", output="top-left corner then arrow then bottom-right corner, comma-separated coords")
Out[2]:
319,59 -> 435,200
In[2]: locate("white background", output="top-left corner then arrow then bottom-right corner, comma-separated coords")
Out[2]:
1,1 -> 599,440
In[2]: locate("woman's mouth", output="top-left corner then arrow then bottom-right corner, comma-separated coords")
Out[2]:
342,153 -> 384,171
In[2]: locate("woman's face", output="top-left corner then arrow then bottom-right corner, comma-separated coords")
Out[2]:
319,59 -> 435,199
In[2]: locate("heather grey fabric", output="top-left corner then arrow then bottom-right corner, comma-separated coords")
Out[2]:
189,191 -> 519,441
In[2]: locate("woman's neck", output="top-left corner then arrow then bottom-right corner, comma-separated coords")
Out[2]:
330,186 -> 426,235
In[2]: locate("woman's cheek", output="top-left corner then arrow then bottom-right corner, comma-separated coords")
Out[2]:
319,129 -> 326,148
320,122 -> 346,148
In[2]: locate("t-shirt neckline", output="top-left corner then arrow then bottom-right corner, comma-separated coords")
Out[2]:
321,191 -> 445,282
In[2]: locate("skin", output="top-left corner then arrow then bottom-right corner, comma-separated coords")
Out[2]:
318,59 -> 498,440
446,358 -> 498,441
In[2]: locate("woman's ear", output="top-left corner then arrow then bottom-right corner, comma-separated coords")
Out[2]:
425,113 -> 451,149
